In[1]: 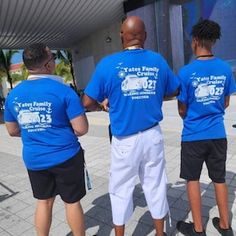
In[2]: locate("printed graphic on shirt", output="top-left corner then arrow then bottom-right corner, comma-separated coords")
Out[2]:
190,73 -> 226,105
13,99 -> 52,132
117,65 -> 159,100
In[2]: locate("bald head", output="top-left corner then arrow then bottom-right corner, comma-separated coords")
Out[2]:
120,16 -> 146,49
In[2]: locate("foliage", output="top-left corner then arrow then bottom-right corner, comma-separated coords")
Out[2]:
10,64 -> 28,83
54,61 -> 73,83
21,64 -> 29,80
55,49 -> 77,90
0,49 -> 19,89
0,69 -> 5,83
0,49 -> 76,89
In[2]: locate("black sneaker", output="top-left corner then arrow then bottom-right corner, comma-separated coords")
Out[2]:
233,124 -> 236,128
176,221 -> 206,236
212,217 -> 234,236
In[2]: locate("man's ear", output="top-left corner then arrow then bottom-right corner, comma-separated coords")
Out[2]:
192,37 -> 198,49
45,63 -> 51,72
144,31 -> 147,41
45,61 -> 54,74
120,33 -> 124,44
192,37 -> 197,44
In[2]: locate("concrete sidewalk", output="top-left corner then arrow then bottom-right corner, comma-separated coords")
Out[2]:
0,98 -> 236,236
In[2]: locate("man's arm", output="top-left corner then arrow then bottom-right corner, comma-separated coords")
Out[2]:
82,94 -> 103,111
178,100 -> 187,119
164,88 -> 180,100
70,114 -> 88,136
225,96 -> 230,109
5,122 -> 21,137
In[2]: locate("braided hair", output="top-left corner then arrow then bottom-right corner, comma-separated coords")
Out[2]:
191,19 -> 221,47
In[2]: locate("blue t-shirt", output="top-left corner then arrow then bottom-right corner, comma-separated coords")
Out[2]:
178,58 -> 236,141
85,49 -> 180,136
4,78 -> 85,170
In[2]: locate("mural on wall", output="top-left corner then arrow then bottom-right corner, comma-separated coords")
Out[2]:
182,0 -> 236,75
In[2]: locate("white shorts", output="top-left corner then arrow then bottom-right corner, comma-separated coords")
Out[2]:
109,125 -> 169,225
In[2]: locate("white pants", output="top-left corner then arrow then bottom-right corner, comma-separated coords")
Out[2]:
109,125 -> 169,225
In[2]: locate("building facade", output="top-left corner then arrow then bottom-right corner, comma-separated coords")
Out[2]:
72,0 -> 236,89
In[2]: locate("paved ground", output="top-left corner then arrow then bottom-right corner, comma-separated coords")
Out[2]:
0,98 -> 236,236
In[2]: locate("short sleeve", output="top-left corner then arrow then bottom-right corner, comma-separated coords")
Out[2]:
84,60 -> 106,103
177,70 -> 188,104
161,58 -> 180,96
65,89 -> 85,120
225,70 -> 236,96
4,97 -> 17,122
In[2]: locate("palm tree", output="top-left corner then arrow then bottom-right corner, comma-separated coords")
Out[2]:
0,49 -> 19,89
55,49 -> 77,91
54,61 -> 73,83
21,64 -> 29,81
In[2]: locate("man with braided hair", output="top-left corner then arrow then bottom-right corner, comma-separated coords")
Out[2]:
177,19 -> 236,236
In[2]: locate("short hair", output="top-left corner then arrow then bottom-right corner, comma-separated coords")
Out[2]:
23,43 -> 49,69
191,19 -> 221,46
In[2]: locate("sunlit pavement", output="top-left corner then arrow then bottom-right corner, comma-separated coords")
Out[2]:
0,97 -> 236,236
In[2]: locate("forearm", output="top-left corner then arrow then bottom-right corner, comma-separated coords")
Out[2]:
224,96 -> 230,109
82,94 -> 103,111
86,102 -> 103,111
5,122 -> 21,137
70,114 -> 89,136
178,111 -> 186,119
178,101 -> 187,119
9,130 -> 21,137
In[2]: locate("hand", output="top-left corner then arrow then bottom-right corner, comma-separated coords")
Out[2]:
100,98 -> 109,112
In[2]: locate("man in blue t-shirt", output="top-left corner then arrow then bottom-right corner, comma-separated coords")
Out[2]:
4,44 -> 88,236
83,16 -> 180,236
177,20 -> 236,236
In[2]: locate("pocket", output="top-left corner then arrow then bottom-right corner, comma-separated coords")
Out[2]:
151,135 -> 164,146
112,135 -> 138,159
145,129 -> 164,163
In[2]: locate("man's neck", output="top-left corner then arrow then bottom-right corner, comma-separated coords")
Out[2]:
123,43 -> 143,50
195,48 -> 214,60
28,73 -> 51,80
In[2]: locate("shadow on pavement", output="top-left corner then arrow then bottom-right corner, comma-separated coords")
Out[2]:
0,182 -> 18,202
64,172 -> 236,236
168,171 -> 236,235
66,184 -> 154,236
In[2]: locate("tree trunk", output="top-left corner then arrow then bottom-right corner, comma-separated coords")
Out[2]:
70,63 -> 77,92
7,71 -> 13,90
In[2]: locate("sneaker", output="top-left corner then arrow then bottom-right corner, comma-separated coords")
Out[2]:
212,217 -> 234,236
233,124 -> 236,128
176,221 -> 206,236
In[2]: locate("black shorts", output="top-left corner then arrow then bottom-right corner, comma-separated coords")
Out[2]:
180,139 -> 227,183
28,148 -> 86,203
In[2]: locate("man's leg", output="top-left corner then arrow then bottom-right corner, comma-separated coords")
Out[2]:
114,225 -> 125,236
187,180 -> 204,232
110,192 -> 134,236
177,141 -> 207,235
214,182 -> 230,229
110,134 -> 141,236
139,125 -> 168,236
65,201 -> 85,236
35,197 -> 55,236
51,150 -> 86,236
153,218 -> 165,236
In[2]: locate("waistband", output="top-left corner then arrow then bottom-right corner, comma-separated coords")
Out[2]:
140,122 -> 159,133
